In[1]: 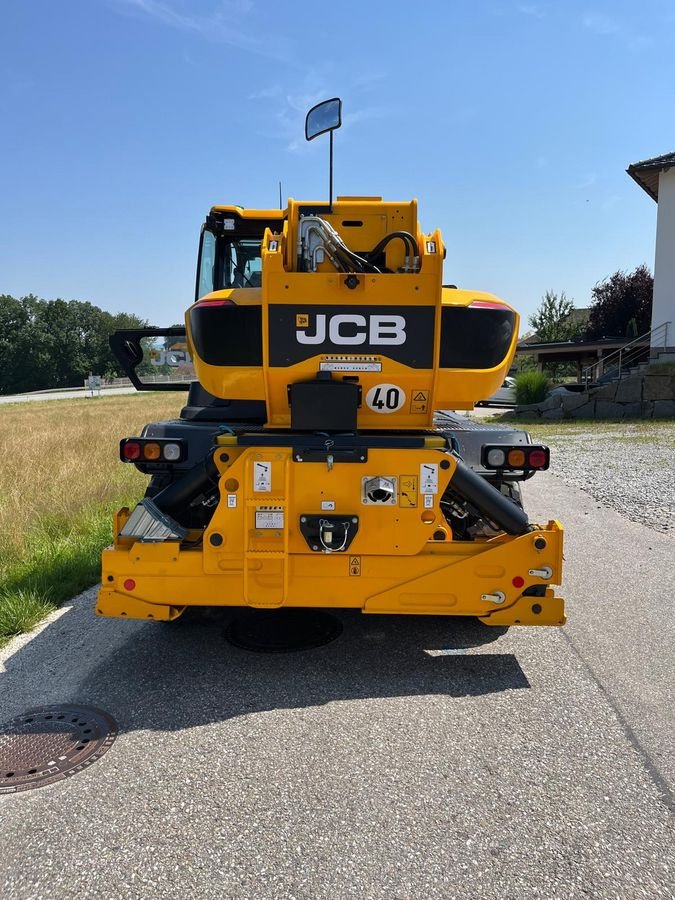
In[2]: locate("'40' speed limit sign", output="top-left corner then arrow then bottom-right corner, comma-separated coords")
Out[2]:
365,383 -> 405,413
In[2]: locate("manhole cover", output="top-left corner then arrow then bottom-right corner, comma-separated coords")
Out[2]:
0,705 -> 117,794
225,609 -> 343,653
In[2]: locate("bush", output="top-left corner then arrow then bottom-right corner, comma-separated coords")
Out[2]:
515,372 -> 551,406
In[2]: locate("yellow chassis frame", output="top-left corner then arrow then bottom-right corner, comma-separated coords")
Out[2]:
98,445 -> 565,627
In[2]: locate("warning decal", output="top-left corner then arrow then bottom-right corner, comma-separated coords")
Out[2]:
410,390 -> 429,414
420,462 -> 438,494
349,555 -> 361,576
399,475 -> 418,508
253,461 -> 271,492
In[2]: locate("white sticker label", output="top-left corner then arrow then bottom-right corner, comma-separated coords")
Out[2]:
319,360 -> 382,372
423,494 -> 434,508
227,494 -> 237,508
321,500 -> 336,511
420,463 -> 438,494
253,461 -> 271,492
255,508 -> 284,529
365,383 -> 406,414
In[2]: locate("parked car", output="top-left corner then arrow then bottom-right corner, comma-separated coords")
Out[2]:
475,376 -> 517,407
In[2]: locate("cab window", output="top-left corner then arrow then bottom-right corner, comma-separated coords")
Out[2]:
220,239 -> 263,288
197,230 -> 216,299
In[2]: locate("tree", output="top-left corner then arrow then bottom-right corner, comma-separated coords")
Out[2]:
585,265 -> 653,340
528,290 -> 584,343
0,294 -> 32,394
0,294 -> 150,395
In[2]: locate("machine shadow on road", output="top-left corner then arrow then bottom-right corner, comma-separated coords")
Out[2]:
86,611 -> 528,733
1,603 -> 529,735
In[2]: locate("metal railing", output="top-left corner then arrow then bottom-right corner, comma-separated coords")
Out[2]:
99,374 -> 195,387
582,321 -> 670,386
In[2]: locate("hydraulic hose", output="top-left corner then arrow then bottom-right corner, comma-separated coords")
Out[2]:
368,231 -> 419,260
448,456 -> 530,535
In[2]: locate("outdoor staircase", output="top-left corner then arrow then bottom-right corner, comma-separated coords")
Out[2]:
582,321 -> 670,386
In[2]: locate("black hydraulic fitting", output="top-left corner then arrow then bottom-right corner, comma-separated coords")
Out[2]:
151,451 -> 220,519
448,455 -> 530,536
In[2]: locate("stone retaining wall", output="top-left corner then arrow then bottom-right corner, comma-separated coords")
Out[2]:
503,372 -> 675,420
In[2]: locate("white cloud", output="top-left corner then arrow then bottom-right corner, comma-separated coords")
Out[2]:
350,71 -> 387,92
248,85 -> 284,102
580,10 -> 652,49
582,12 -> 620,35
246,68 -> 390,154
518,4 -> 546,20
108,0 -> 291,61
577,172 -> 598,190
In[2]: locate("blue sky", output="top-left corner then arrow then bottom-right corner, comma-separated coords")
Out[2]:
1,0 -> 673,329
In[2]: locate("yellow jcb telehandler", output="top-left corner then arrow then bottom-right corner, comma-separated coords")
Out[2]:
99,98 -> 564,629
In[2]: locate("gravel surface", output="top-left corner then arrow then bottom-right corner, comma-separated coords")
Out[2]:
529,424 -> 675,534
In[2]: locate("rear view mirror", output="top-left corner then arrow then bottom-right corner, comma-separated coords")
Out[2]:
305,98 -> 342,141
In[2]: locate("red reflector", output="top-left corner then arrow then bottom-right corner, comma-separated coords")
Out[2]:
123,579 -> 136,591
512,576 -> 525,588
123,442 -> 141,460
193,299 -> 235,308
469,300 -> 507,310
528,449 -> 548,468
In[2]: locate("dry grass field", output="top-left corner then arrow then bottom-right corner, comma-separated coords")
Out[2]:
0,392 -> 183,644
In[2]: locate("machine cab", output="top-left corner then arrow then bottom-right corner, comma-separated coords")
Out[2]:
195,208 -> 285,300
187,198 -> 519,427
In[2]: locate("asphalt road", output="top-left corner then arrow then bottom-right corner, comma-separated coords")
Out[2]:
1,473 -> 673,900
0,386 -> 138,404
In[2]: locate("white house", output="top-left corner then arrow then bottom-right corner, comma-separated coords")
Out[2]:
627,152 -> 675,360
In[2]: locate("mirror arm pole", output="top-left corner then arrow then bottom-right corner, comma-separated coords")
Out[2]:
329,129 -> 334,214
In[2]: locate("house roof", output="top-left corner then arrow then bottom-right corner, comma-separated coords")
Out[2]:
626,152 -> 675,201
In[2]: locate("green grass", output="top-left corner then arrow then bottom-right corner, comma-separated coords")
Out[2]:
0,500 -> 138,648
0,393 -> 182,647
0,590 -> 56,643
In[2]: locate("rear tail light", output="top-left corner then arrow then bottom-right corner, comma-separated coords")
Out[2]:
507,449 -> 526,468
119,438 -> 186,464
527,449 -> 548,469
143,442 -> 161,461
481,444 -> 550,471
122,441 -> 142,461
163,442 -> 182,461
485,447 -> 506,467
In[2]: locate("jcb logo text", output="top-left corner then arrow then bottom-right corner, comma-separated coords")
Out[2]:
296,314 -> 406,346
